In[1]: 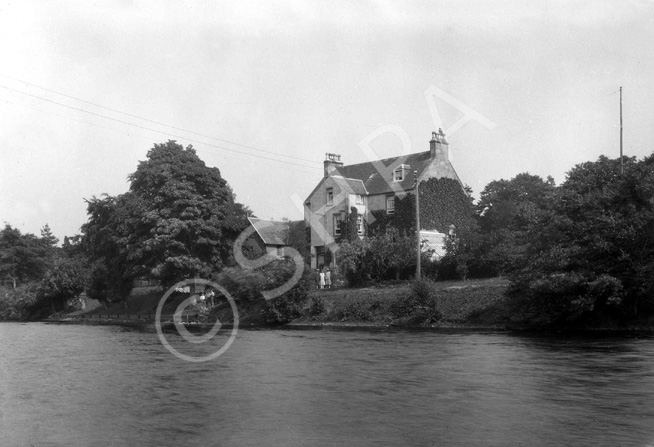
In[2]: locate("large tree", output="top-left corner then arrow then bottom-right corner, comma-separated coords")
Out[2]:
475,173 -> 556,276
82,141 -> 250,301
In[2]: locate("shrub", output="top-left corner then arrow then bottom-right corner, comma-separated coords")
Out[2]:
338,301 -> 372,321
389,278 -> 443,324
309,297 -> 325,316
259,262 -> 314,325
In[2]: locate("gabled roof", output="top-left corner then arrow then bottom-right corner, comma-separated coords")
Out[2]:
331,176 -> 368,195
248,217 -> 289,246
304,175 -> 368,205
334,151 -> 434,195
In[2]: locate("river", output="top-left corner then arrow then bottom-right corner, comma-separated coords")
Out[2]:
1,323 -> 653,446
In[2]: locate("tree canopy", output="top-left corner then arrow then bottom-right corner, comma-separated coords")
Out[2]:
81,140 -> 251,302
506,155 -> 654,326
0,224 -> 50,289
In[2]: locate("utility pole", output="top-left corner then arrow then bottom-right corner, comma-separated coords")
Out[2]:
620,86 -> 624,176
414,170 -> 421,278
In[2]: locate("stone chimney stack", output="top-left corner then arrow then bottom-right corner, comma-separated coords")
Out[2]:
324,153 -> 343,178
429,129 -> 449,160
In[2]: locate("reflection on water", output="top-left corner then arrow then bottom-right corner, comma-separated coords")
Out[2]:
1,324 -> 654,447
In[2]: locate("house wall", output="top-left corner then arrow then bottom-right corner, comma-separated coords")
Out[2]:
367,193 -> 388,212
265,245 -> 284,257
305,178 -> 369,269
420,158 -> 461,184
243,231 -> 266,259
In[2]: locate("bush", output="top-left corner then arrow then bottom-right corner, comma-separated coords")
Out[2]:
259,262 -> 314,325
389,278 -> 442,324
506,272 -> 625,328
0,283 -> 41,320
309,297 -> 325,316
216,267 -> 266,303
337,301 -> 372,321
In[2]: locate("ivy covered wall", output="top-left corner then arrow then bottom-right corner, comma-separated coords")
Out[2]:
368,178 -> 476,238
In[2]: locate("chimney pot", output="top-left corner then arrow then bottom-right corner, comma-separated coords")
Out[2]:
324,153 -> 343,177
429,130 -> 449,160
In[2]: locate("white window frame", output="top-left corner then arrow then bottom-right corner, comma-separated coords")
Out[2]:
326,187 -> 333,205
276,246 -> 284,257
355,194 -> 364,204
393,168 -> 404,182
386,195 -> 395,214
334,215 -> 343,236
357,216 -> 363,235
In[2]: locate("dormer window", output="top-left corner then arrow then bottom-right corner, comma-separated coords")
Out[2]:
393,164 -> 409,182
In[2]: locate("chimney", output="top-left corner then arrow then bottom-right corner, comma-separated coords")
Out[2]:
324,153 -> 343,178
429,129 -> 449,160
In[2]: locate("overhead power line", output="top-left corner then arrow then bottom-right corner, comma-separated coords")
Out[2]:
0,82 -> 320,171
0,72 -> 317,164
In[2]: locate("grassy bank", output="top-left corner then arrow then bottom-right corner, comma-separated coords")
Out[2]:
294,277 -> 510,328
50,277 -> 654,331
56,278 -> 510,328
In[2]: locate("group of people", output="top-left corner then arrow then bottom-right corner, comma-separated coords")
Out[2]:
189,288 -> 216,314
317,268 -> 332,289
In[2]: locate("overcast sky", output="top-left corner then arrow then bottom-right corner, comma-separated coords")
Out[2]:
1,0 -> 653,242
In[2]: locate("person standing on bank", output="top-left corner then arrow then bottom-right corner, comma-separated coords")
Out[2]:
319,270 -> 325,290
325,269 -> 332,289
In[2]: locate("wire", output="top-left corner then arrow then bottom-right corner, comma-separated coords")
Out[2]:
1,94 -> 322,176
0,72 -> 318,164
1,83 -> 320,171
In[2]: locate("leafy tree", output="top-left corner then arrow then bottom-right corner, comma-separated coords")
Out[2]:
40,224 -> 59,248
82,194 -> 140,304
475,173 -> 556,276
286,220 -> 310,263
508,155 -> 654,326
81,140 -> 251,303
62,235 -> 84,258
126,141 -> 249,285
0,224 -> 49,288
38,257 -> 88,311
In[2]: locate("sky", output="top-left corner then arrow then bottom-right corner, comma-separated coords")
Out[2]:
1,0 -> 653,243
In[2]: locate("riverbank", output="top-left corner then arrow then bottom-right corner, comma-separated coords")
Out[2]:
49,277 -> 511,329
46,277 -> 654,331
295,277 -> 510,328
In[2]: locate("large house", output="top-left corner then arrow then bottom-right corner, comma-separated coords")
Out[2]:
304,130 -> 463,269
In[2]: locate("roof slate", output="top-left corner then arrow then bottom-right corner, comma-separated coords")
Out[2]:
248,217 -> 289,246
330,176 -> 368,195
334,151 -> 433,195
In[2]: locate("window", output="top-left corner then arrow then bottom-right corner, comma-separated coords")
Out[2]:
334,215 -> 343,236
355,194 -> 364,204
393,164 -> 410,182
357,216 -> 363,235
386,195 -> 395,214
276,246 -> 284,257
326,187 -> 333,205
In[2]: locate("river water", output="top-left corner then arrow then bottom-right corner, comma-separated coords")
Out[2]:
1,323 -> 654,447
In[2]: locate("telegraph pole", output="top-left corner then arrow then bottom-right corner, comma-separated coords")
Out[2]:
620,86 -> 624,176
414,170 -> 421,278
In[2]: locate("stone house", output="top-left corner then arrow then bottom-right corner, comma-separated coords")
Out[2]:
304,130 -> 464,269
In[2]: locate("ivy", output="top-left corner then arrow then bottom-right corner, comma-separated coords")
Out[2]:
369,178 -> 476,239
